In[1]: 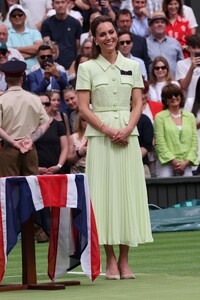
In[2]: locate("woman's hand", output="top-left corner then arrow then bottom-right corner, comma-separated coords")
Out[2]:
103,125 -> 129,147
171,159 -> 184,174
78,139 -> 87,157
179,160 -> 190,171
171,159 -> 190,175
46,165 -> 61,174
38,167 -> 48,175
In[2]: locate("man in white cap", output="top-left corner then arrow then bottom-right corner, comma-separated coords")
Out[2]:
7,4 -> 43,72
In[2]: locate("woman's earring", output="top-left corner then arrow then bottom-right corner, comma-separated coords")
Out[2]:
95,42 -> 98,46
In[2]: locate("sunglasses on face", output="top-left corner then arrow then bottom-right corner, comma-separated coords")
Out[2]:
119,40 -> 131,46
10,13 -> 24,18
0,49 -> 7,56
39,55 -> 53,60
42,102 -> 51,107
167,92 -> 180,99
154,66 -> 167,71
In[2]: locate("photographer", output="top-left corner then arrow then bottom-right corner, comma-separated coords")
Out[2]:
176,34 -> 200,111
27,44 -> 69,95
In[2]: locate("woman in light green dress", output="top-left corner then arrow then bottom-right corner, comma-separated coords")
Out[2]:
76,16 -> 153,280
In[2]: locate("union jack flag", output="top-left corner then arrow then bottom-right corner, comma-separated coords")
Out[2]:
0,174 -> 100,283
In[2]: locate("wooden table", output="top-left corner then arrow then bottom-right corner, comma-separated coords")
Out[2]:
0,174 -> 100,292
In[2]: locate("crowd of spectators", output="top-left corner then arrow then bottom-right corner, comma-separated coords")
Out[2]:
0,0 -> 200,180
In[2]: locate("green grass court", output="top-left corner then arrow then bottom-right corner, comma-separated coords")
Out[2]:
1,231 -> 200,299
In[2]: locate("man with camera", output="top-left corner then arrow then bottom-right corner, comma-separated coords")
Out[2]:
27,44 -> 68,95
176,34 -> 200,111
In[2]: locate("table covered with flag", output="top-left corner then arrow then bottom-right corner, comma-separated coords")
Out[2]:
0,174 -> 101,286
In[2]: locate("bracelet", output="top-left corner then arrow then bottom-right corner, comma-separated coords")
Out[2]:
99,122 -> 104,132
76,150 -> 82,158
57,164 -> 62,169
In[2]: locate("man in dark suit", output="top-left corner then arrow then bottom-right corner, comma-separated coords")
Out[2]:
116,9 -> 150,75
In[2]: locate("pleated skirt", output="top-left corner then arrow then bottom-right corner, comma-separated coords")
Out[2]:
86,135 -> 153,246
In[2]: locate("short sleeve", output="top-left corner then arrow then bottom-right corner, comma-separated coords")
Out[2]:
41,18 -> 51,38
76,63 -> 91,91
132,61 -> 144,89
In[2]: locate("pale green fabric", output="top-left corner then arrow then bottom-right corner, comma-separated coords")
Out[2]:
154,109 -> 198,165
76,52 -> 153,246
76,52 -> 143,137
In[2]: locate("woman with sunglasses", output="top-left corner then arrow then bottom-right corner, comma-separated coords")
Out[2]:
76,16 -> 153,280
149,56 -> 179,102
154,83 -> 198,177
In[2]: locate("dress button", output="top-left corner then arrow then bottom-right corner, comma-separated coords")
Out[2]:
112,77 -> 116,81
111,65 -> 115,69
114,115 -> 118,119
113,90 -> 117,94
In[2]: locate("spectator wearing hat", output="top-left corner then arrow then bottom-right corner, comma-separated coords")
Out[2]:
0,22 -> 24,61
145,1 -> 198,34
147,10 -> 184,77
7,4 -> 43,72
0,60 -> 50,177
0,0 -> 34,29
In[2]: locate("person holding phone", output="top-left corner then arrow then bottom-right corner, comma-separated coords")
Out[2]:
27,44 -> 69,95
176,34 -> 200,111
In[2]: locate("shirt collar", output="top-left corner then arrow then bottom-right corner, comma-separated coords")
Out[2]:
149,34 -> 167,42
9,26 -> 29,34
132,11 -> 148,21
95,51 -> 125,71
6,86 -> 23,92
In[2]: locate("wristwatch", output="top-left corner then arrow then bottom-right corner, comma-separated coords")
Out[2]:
57,164 -> 62,169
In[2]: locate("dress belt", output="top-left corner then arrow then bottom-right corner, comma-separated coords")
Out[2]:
93,106 -> 130,112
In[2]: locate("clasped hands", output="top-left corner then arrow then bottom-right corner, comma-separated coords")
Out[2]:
13,136 -> 33,153
105,126 -> 131,147
171,159 -> 189,175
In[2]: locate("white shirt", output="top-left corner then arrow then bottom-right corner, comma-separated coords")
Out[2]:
149,80 -> 179,102
20,0 -> 52,25
183,5 -> 198,29
8,48 -> 25,62
176,57 -> 200,107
